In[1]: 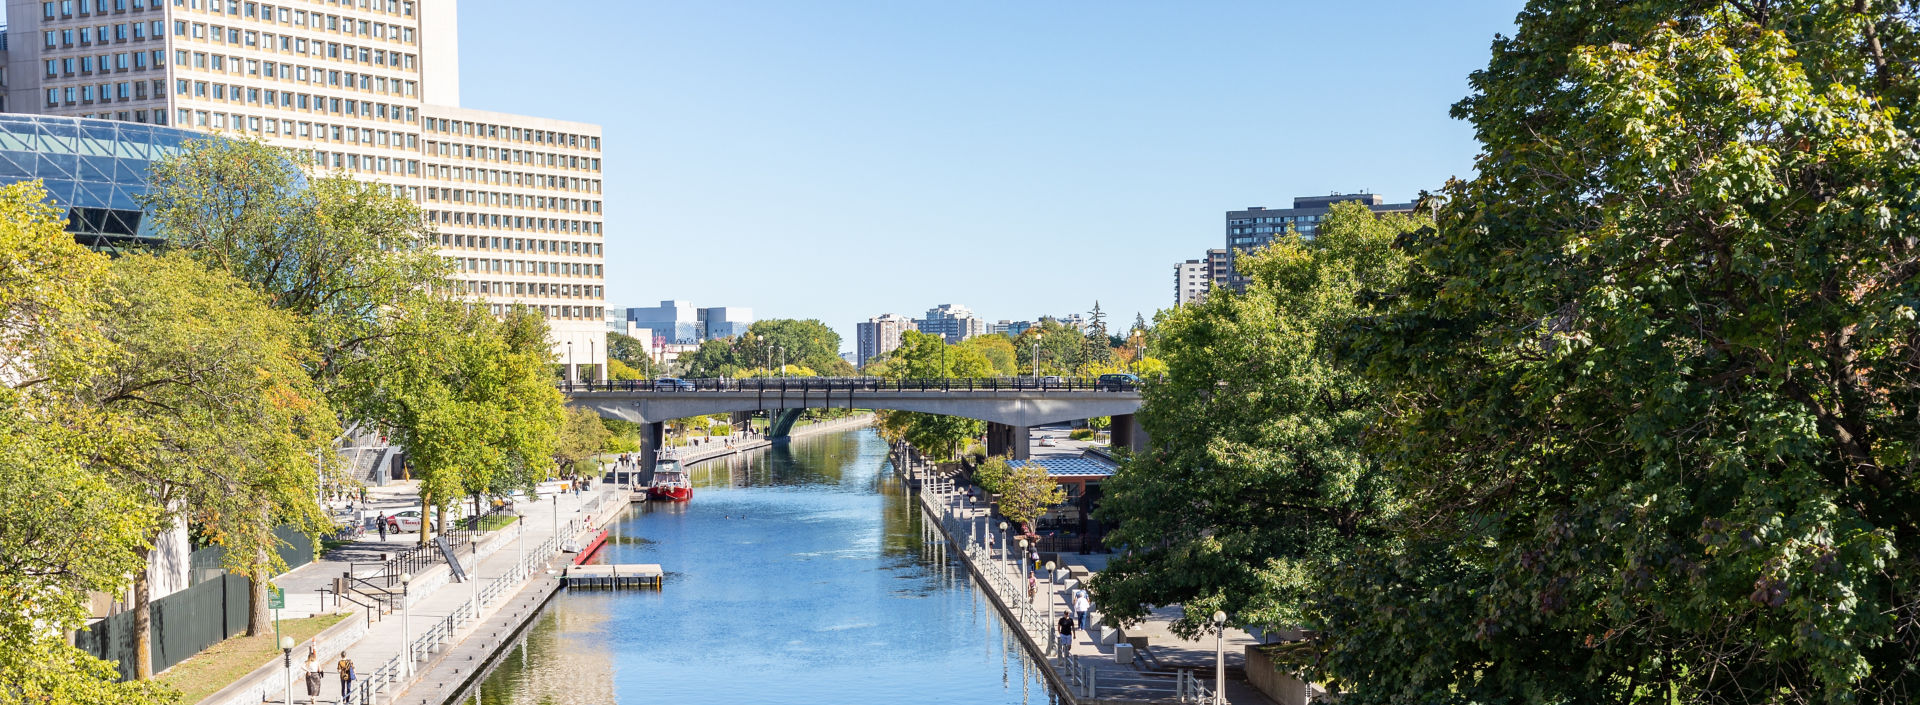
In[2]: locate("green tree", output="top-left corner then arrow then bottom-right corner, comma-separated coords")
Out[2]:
554,407 -> 613,474
1014,319 -> 1085,375
1321,4 -> 1920,703
0,181 -> 175,704
960,334 -> 1018,376
999,461 -> 1066,532
606,332 -> 656,378
1091,202 -> 1419,640
87,252 -> 341,678
737,319 -> 853,376
873,331 -> 989,460
973,456 -> 1014,495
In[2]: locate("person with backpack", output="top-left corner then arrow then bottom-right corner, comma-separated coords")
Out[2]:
337,652 -> 355,703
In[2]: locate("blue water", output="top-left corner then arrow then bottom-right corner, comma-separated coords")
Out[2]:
464,427 -> 1055,705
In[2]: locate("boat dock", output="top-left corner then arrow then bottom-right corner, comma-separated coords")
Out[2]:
564,563 -> 663,589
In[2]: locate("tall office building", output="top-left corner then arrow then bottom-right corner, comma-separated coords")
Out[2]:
855,313 -> 915,368
2,0 -> 608,380
697,306 -> 752,340
989,320 -> 1033,336
1225,193 -> 1413,290
914,303 -> 984,345
1175,258 -> 1208,305
625,300 -> 700,344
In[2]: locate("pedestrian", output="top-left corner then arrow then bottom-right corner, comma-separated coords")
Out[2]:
337,652 -> 356,704
1027,573 -> 1037,602
376,512 -> 388,541
302,647 -> 324,703
1056,613 -> 1075,660
359,487 -> 368,504
1074,589 -> 1091,629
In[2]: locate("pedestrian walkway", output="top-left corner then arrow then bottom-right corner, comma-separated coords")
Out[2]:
202,480 -> 621,705
908,460 -> 1276,705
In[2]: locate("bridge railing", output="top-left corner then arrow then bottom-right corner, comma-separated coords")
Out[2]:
559,376 -> 1149,394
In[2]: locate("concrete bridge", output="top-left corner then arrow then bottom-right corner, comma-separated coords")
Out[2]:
561,377 -> 1146,461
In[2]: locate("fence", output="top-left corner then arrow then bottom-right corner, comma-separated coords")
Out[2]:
75,573 -> 251,680
561,375 -> 1147,394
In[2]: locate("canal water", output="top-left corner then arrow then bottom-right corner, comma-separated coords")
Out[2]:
462,427 -> 1056,705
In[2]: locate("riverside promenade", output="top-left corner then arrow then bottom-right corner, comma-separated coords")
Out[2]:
194,481 -> 627,705
901,452 -> 1279,705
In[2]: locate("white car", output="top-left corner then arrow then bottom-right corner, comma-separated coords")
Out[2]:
384,509 -> 437,533
1038,438 -> 1059,447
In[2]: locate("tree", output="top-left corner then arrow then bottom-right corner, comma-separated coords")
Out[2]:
87,252 -> 341,677
554,407 -> 613,474
738,319 -> 852,375
0,181 -> 175,704
973,456 -> 1014,495
1090,202 -> 1419,640
1014,319 -> 1086,375
999,461 -> 1066,533
873,331 -> 989,460
1321,4 -> 1920,703
960,334 -> 1019,376
607,358 -> 647,381
606,332 -> 655,378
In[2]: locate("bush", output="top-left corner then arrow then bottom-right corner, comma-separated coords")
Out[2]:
1069,428 -> 1096,441
709,424 -> 732,436
973,455 -> 1013,495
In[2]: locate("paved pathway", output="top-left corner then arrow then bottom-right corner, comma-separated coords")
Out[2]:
243,480 -> 618,705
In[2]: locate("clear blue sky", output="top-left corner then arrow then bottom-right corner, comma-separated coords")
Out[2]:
458,1 -> 1522,352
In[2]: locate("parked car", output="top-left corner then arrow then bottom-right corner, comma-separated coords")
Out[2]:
1038,437 -> 1059,447
385,509 -> 436,533
1039,375 -> 1064,388
653,377 -> 697,391
1097,373 -> 1142,391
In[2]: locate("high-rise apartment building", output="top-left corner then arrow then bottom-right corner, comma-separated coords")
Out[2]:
1,0 -> 607,380
1175,258 -> 1207,305
914,303 -> 984,345
1206,247 -> 1231,289
855,313 -> 915,368
1225,193 -> 1413,290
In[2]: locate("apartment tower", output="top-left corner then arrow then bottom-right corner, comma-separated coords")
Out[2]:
2,0 -> 608,380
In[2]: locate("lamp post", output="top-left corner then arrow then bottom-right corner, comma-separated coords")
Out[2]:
589,339 -> 597,386
279,635 -> 294,705
566,340 -> 575,386
1017,537 -> 1030,586
516,509 -> 525,574
1044,559 -> 1058,640
399,573 -> 413,677
999,521 -> 1009,563
1212,610 -> 1227,705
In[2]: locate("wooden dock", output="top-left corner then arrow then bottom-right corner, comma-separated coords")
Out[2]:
563,563 -> 663,589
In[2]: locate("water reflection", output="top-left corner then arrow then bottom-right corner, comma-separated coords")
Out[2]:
463,428 -> 1054,705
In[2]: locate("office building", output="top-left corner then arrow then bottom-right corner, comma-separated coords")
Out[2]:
0,114 -> 211,249
914,303 -> 984,345
855,313 -> 915,368
989,320 -> 1033,337
625,300 -> 700,344
2,0 -> 608,380
1225,193 -> 1413,290
1175,258 -> 1208,305
698,306 -> 752,340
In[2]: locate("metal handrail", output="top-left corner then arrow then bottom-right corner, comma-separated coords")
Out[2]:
558,375 -> 1153,394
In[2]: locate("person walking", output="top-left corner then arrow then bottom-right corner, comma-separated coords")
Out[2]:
302,647 -> 324,703
376,512 -> 388,541
1055,613 -> 1076,660
1073,589 -> 1091,629
337,653 -> 355,704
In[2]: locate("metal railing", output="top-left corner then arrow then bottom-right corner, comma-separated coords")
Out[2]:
560,375 -> 1149,394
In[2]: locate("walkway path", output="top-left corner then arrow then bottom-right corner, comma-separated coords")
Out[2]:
200,480 -> 622,705
905,452 -> 1276,705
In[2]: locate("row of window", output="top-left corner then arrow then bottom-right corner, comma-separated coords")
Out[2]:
71,110 -> 167,124
44,50 -> 166,77
426,143 -> 600,173
425,119 -> 599,153
1227,214 -> 1325,226
425,168 -> 597,195
178,85 -> 416,125
176,51 -> 416,99
441,233 -> 602,257
40,20 -> 163,47
472,300 -> 600,322
42,0 -> 154,19
456,258 -> 604,282
45,79 -> 165,106
173,0 -> 417,43
426,188 -> 601,214
175,20 -> 417,73
429,209 -> 603,236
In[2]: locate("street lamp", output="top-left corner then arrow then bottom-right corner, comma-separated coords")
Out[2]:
399,573 -> 413,677
516,509 -> 526,573
1212,610 -> 1227,705
279,635 -> 294,705
1017,537 -> 1030,587
566,340 -> 575,385
1044,560 -> 1058,642
999,521 -> 1009,563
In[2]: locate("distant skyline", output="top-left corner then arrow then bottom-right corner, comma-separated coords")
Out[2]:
402,2 -> 1518,349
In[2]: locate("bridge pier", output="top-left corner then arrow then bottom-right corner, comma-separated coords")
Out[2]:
730,411 -> 752,434
1110,413 -> 1148,455
638,421 -> 664,470
985,422 -> 1031,460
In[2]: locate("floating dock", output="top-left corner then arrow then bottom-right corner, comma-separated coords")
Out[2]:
563,563 -> 663,589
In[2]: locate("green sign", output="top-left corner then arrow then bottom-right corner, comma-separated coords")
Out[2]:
267,584 -> 284,609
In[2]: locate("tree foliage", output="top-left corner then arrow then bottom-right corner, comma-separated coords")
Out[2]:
873,331 -> 989,460
1090,202 -> 1419,639
999,460 -> 1067,530
1314,4 -> 1920,703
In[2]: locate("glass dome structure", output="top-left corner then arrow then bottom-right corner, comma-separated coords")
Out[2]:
0,114 -> 208,250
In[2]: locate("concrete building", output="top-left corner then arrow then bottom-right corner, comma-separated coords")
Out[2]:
625,301 -> 700,344
1225,193 -> 1414,290
855,312 -> 916,368
698,305 -> 752,340
989,319 -> 1033,336
2,0 -> 608,380
914,303 -> 985,345
1175,258 -> 1208,305
1207,247 -> 1232,289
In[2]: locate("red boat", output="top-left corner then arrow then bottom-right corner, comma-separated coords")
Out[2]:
646,451 -> 692,502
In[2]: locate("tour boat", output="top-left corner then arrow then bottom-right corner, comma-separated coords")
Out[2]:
646,450 -> 693,502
